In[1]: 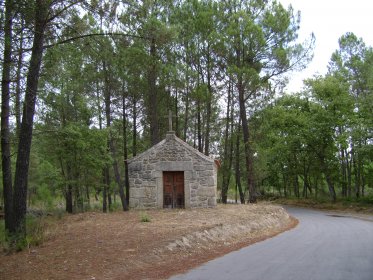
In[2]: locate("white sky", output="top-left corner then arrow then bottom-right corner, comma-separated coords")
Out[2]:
279,0 -> 373,93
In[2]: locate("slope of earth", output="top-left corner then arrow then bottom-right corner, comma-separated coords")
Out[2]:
0,204 -> 296,280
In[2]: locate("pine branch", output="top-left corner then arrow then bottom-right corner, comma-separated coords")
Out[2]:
42,32 -> 149,49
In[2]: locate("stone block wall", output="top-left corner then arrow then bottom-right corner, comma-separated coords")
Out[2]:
128,133 -> 217,209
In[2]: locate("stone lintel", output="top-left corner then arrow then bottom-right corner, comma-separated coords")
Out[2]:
156,161 -> 193,171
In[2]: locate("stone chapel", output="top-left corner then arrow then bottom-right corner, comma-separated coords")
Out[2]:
127,131 -> 218,209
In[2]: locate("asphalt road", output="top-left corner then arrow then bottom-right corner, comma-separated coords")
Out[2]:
170,207 -> 373,280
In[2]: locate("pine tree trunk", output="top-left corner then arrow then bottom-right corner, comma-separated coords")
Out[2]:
235,121 -> 245,204
320,158 -> 337,202
149,38 -> 159,146
1,0 -> 14,232
85,184 -> 90,208
65,163 -> 73,213
204,49 -> 212,156
123,94 -> 130,206
325,173 -> 337,203
15,19 -> 24,138
347,152 -> 352,197
221,80 -> 232,203
12,0 -> 47,235
352,150 -> 360,198
197,100 -> 203,153
109,134 -> 128,211
174,88 -> 179,137
183,41 -> 191,140
103,61 -> 111,213
103,63 -> 128,211
362,174 -> 365,197
340,147 -> 347,197
65,184 -> 73,213
183,88 -> 189,140
294,175 -> 300,198
103,168 -> 108,213
237,77 -> 256,203
108,191 -> 112,210
132,95 -> 137,156
283,172 -> 288,197
356,152 -> 362,198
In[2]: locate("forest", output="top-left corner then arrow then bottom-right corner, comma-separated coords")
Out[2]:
1,0 -> 372,241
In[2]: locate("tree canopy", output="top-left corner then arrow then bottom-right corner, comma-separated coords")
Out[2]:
1,0 -> 372,244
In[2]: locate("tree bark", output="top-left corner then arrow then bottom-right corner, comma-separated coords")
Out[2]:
65,163 -> 73,213
110,135 -> 128,211
123,94 -> 130,206
103,62 -> 128,211
352,148 -> 359,198
340,145 -> 347,197
204,48 -> 212,156
320,159 -> 337,202
174,88 -> 179,137
1,0 -> 14,232
197,100 -> 203,153
237,76 -> 256,203
12,0 -> 47,235
221,79 -> 232,203
294,175 -> 300,198
149,38 -> 159,146
132,94 -> 137,156
347,152 -> 352,197
234,35 -> 256,204
183,85 -> 189,140
235,120 -> 245,204
103,61 -> 111,213
102,168 -> 109,213
324,172 -> 337,202
355,150 -> 362,198
183,43 -> 190,140
282,172 -> 288,197
15,19 -> 24,138
302,162 -> 312,198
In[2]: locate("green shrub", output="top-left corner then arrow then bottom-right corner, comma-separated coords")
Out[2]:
109,202 -> 122,212
29,183 -> 55,211
26,215 -> 47,246
0,220 -> 5,250
0,215 -> 48,253
92,202 -> 102,211
140,211 -> 151,222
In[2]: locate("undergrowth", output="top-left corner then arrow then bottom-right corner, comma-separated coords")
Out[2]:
1,210 -> 64,253
0,220 -> 5,250
270,195 -> 373,213
0,216 -> 46,253
140,211 -> 151,222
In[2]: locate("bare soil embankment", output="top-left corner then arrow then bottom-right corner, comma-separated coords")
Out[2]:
0,203 -> 296,280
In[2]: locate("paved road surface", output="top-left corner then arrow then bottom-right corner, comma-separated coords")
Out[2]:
170,207 -> 373,280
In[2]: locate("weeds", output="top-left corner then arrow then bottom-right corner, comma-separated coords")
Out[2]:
273,196 -> 373,213
0,214 -> 52,253
140,211 -> 151,222
0,220 -> 5,250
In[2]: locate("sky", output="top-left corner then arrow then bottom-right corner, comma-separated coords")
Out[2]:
278,0 -> 373,93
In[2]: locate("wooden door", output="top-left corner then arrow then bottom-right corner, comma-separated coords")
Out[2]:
163,171 -> 184,208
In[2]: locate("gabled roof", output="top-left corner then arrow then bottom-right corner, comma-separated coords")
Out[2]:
127,132 -> 215,164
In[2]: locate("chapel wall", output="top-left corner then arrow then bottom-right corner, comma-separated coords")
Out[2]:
128,134 -> 217,209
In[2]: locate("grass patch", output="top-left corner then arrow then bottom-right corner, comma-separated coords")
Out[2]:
140,211 -> 151,222
0,211 -> 63,253
3,216 -> 47,252
25,215 -> 48,247
0,220 -> 5,249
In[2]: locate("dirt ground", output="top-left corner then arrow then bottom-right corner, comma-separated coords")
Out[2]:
0,203 -> 296,280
